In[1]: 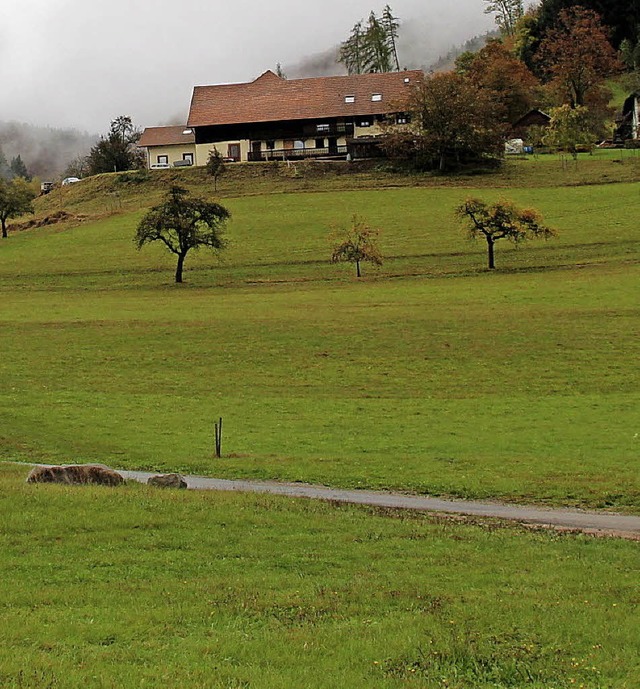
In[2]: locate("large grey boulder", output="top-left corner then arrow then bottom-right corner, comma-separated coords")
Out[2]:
27,464 -> 125,486
147,473 -> 188,489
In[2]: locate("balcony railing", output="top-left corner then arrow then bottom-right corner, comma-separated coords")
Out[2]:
302,123 -> 355,137
248,145 -> 349,162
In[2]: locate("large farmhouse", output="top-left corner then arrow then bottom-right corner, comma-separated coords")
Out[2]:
139,69 -> 422,168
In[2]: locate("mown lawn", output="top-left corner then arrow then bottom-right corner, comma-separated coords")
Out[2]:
1,180 -> 638,510
0,464 -> 638,689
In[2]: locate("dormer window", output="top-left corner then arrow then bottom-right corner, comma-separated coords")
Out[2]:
371,93 -> 382,102
404,77 -> 410,84
344,95 -> 355,104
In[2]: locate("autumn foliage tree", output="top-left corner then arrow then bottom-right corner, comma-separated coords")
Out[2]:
536,8 -> 621,108
331,216 -> 383,278
384,72 -> 505,172
461,40 -> 541,124
135,186 -> 230,283
456,198 -> 556,270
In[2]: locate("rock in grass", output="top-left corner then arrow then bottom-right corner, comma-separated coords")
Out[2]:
147,473 -> 188,489
27,464 -> 125,486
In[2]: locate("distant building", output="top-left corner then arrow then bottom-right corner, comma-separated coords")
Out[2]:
139,70 -> 420,168
615,92 -> 639,142
510,109 -> 551,140
137,126 -> 196,169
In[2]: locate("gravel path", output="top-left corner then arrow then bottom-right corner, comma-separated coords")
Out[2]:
119,470 -> 640,540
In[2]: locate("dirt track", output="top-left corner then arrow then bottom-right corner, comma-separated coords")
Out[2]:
120,470 -> 640,540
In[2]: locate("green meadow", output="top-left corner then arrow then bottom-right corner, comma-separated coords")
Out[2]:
0,464 -> 638,689
0,158 -> 639,510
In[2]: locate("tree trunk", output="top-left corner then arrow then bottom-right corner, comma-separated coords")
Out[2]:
487,238 -> 496,269
356,260 -> 361,278
1,218 -> 7,239
175,253 -> 186,283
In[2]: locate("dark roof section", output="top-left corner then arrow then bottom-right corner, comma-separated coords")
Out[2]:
187,70 -> 423,127
511,109 -> 551,128
137,126 -> 195,147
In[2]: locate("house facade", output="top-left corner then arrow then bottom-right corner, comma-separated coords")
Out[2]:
137,126 -> 196,169
618,92 -> 639,141
185,69 -> 422,165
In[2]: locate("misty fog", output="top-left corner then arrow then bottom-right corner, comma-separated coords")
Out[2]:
2,0 -> 494,132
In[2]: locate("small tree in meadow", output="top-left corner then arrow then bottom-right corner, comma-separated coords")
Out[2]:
456,198 -> 556,270
331,216 -> 383,278
135,185 -> 230,283
206,148 -> 226,191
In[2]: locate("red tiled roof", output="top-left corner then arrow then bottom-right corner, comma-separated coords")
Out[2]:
187,70 -> 423,127
137,126 -> 195,147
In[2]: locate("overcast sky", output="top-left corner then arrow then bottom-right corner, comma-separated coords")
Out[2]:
1,0 -> 494,133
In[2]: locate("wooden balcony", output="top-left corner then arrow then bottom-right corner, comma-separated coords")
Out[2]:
248,145 -> 348,162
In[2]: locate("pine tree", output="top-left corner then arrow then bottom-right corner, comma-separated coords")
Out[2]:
362,11 -> 393,73
382,5 -> 401,71
339,21 -> 366,75
10,155 -> 30,180
338,7 -> 402,74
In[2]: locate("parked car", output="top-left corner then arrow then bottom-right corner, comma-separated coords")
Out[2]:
40,181 -> 55,195
62,177 -> 80,185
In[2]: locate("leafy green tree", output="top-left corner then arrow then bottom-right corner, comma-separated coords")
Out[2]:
86,115 -> 144,175
620,38 -> 640,70
0,177 -> 37,238
456,197 -> 556,269
205,148 -> 226,191
10,155 -> 30,180
543,105 -> 596,158
135,186 -> 230,283
331,216 -> 383,278
483,0 -> 523,37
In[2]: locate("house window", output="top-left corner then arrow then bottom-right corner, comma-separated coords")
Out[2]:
371,93 -> 382,102
182,153 -> 194,165
315,138 -> 326,148
294,140 -> 305,150
358,119 -> 372,128
316,123 -> 330,133
396,113 -> 410,125
344,95 -> 355,103
157,155 -> 168,164
266,140 -> 275,150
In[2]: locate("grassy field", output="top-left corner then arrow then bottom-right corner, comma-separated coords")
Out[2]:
1,464 -> 638,689
0,163 -> 638,510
